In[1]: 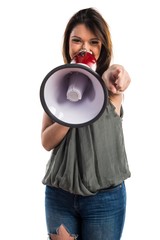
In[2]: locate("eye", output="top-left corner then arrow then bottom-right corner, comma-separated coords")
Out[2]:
90,40 -> 100,45
71,38 -> 81,43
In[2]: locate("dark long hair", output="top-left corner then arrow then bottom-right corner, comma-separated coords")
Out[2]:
62,8 -> 112,76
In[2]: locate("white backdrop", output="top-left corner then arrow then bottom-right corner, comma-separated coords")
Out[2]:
0,0 -> 160,239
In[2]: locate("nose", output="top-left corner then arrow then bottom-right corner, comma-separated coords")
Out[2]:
81,42 -> 91,52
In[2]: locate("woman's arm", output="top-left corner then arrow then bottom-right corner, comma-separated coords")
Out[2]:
102,64 -> 131,115
41,112 -> 70,151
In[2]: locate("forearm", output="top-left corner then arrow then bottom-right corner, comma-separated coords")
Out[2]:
108,91 -> 124,115
41,123 -> 70,151
108,91 -> 123,101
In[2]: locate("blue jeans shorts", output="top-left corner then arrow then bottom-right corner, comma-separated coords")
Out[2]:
45,182 -> 126,240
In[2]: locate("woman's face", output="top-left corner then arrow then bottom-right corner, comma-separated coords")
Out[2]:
69,24 -> 102,61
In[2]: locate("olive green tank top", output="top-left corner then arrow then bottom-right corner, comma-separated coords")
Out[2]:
42,101 -> 131,196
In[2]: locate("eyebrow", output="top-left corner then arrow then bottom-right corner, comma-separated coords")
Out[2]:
71,36 -> 100,41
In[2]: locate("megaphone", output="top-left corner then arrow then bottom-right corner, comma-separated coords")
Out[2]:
40,50 -> 108,127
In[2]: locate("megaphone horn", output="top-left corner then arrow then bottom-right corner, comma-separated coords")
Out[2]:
40,50 -> 108,127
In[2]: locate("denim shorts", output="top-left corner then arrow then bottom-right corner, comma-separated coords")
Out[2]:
45,182 -> 126,240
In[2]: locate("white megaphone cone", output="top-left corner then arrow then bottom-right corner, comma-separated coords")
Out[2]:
40,50 -> 108,127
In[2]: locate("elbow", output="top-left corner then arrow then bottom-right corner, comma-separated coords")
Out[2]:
41,139 -> 53,152
43,145 -> 52,152
41,132 -> 55,151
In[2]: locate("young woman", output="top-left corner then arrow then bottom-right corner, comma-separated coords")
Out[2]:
41,7 -> 131,240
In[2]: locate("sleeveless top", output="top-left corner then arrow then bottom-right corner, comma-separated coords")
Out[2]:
42,101 -> 131,196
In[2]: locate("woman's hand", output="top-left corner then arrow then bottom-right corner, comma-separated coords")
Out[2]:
102,64 -> 131,94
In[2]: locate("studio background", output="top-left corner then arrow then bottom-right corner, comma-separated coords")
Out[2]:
0,0 -> 159,239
